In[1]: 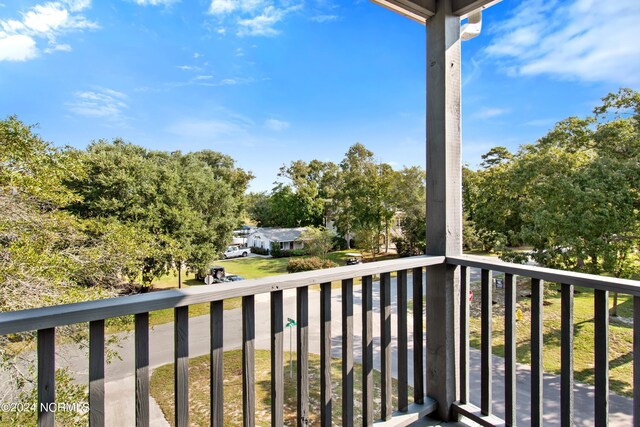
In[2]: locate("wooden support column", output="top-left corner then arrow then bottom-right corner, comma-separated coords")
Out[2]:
425,0 -> 462,421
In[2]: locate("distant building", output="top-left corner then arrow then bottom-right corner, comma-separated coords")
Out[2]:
247,227 -> 307,251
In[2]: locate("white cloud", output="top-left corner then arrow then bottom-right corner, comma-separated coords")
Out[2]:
195,75 -> 213,80
67,88 -> 128,121
486,0 -> 640,85
311,14 -> 338,23
209,0 -> 237,14
207,1 -> 302,37
0,1 -> 97,62
211,77 -> 258,86
66,0 -> 91,12
0,34 -> 37,61
265,118 -> 289,131
134,0 -> 178,5
45,42 -> 71,53
472,107 -> 509,119
177,64 -> 202,71
237,5 -> 287,36
209,0 -> 267,15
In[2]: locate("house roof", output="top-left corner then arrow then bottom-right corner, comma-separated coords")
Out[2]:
252,227 -> 306,242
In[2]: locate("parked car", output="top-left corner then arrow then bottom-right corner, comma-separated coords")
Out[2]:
225,274 -> 245,282
345,252 -> 363,265
223,245 -> 250,259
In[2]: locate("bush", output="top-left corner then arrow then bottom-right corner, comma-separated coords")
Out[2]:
392,235 -> 425,257
287,257 -> 338,273
270,242 -> 307,258
332,235 -> 348,251
251,247 -> 270,255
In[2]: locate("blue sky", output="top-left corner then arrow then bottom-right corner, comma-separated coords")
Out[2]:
1,0 -> 639,192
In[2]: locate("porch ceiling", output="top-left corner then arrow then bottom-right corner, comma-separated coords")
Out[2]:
370,0 -> 501,23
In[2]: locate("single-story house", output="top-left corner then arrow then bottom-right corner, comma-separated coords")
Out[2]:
247,227 -> 307,251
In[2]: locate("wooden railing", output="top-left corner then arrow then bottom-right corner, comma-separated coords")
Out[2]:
448,255 -> 640,427
2,254 -> 639,426
0,255 -> 444,427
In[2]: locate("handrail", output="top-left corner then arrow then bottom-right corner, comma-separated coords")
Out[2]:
447,255 -> 640,296
450,253 -> 639,426
0,255 -> 445,335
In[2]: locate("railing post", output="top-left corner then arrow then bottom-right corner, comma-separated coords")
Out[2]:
425,0 -> 462,421
296,286 -> 309,427
320,282 -> 332,427
89,320 -> 105,427
38,328 -> 55,427
135,313 -> 150,427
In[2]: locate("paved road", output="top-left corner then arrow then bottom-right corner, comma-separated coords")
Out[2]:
54,274 -> 631,426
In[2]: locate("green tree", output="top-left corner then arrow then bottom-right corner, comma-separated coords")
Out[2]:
390,166 -> 427,256
468,89 -> 640,292
301,226 -> 335,259
66,140 -> 250,283
333,143 -> 395,255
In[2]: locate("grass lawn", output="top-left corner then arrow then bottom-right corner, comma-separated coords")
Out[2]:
151,350 -> 411,426
110,251 -> 401,334
468,277 -> 635,397
106,258 -> 291,334
218,257 -> 289,278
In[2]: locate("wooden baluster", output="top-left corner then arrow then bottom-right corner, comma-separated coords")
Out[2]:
38,328 -> 55,427
320,282 -> 332,427
135,313 -> 149,427
634,296 -> 640,427
531,278 -> 544,426
505,274 -> 516,426
413,267 -> 424,405
297,286 -> 309,427
242,296 -> 255,427
271,291 -> 284,426
397,270 -> 408,412
89,320 -> 105,427
342,278 -> 354,427
481,269 -> 492,416
210,301 -> 224,427
561,284 -> 574,427
362,275 -> 374,425
594,289 -> 609,426
381,272 -> 392,420
174,306 -> 189,427
460,266 -> 469,405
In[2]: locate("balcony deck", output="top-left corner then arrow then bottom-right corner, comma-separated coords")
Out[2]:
1,254 -> 638,426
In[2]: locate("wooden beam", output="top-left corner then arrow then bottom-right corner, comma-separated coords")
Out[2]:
425,0 -> 462,421
452,0 -> 501,17
370,0 -> 435,24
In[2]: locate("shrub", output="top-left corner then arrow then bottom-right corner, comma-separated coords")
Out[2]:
270,242 -> 283,258
270,243 -> 307,258
287,257 -> 338,273
392,235 -> 425,257
251,247 -> 270,255
332,236 -> 348,251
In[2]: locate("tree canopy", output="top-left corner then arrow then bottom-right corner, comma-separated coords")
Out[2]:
466,89 -> 640,278
0,116 -> 253,311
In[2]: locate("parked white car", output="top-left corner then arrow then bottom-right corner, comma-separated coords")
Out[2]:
223,245 -> 250,259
